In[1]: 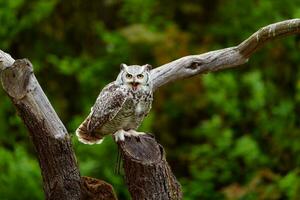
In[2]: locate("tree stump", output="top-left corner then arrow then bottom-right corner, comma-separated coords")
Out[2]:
118,134 -> 182,200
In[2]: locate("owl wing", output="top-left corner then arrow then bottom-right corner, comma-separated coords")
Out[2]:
86,82 -> 128,133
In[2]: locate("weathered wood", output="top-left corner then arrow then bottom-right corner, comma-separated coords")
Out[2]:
0,59 -> 117,200
118,135 -> 182,200
150,19 -> 300,90
1,59 -> 81,199
0,49 -> 14,70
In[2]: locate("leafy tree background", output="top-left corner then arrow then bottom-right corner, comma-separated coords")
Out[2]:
0,0 -> 300,199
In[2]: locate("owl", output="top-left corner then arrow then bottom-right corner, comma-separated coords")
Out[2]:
76,63 -> 153,144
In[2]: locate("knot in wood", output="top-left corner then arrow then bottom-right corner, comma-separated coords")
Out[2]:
188,60 -> 203,70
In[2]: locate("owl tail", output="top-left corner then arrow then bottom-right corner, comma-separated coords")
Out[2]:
76,117 -> 104,145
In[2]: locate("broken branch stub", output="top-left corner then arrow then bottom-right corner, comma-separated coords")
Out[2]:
118,134 -> 182,200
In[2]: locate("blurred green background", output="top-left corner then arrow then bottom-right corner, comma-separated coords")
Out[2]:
0,0 -> 300,199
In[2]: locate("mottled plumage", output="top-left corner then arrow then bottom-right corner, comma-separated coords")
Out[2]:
76,64 -> 153,144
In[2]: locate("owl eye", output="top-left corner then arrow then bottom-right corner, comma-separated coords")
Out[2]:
126,73 -> 132,78
137,74 -> 144,79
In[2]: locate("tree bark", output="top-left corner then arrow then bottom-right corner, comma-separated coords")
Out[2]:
118,135 -> 182,200
0,59 -> 116,200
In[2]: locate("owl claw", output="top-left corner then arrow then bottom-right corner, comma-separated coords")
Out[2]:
128,130 -> 146,137
114,130 -> 146,142
114,130 -> 125,141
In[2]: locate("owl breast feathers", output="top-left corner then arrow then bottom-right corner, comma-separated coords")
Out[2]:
76,64 -> 153,144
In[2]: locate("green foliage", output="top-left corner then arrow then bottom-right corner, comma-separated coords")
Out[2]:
0,147 -> 43,200
279,170 -> 300,199
0,0 -> 300,199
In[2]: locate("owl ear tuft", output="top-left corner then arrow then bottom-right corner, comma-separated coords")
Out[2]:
120,63 -> 127,70
144,64 -> 152,71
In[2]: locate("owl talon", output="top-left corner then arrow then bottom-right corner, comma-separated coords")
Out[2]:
114,130 -> 146,141
128,130 -> 146,137
114,130 -> 125,142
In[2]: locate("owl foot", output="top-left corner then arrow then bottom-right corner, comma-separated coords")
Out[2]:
114,130 -> 126,142
127,129 -> 146,137
114,130 -> 147,142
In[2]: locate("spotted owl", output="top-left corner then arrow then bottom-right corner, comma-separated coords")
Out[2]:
76,63 -> 153,144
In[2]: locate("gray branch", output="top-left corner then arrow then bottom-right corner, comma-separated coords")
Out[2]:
150,18 -> 300,90
1,59 -> 82,199
0,59 -> 117,200
0,49 -> 15,70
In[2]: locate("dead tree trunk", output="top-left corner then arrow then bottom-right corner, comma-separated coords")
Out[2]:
0,19 -> 300,200
0,58 -> 117,200
118,135 -> 182,200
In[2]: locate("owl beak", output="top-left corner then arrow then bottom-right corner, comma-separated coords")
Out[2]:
130,82 -> 139,91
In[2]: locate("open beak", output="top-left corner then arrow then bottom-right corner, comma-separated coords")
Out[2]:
130,82 -> 139,91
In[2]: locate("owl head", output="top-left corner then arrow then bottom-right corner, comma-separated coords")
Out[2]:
116,63 -> 152,91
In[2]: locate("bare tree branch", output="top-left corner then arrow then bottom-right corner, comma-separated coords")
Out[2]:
151,18 -> 300,90
0,58 -> 117,200
1,59 -> 82,199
